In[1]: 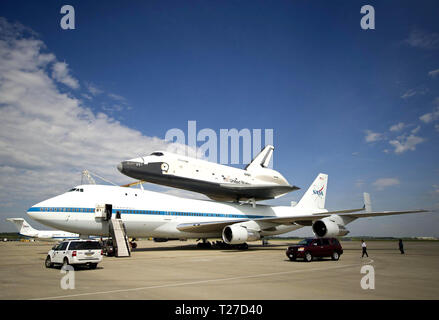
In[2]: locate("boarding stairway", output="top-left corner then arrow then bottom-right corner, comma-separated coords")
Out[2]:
109,218 -> 131,257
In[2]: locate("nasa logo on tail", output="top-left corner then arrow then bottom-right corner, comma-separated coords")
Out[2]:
313,186 -> 324,197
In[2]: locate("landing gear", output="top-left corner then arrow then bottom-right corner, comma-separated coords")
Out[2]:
211,241 -> 248,250
197,239 -> 212,249
196,239 -> 249,250
130,241 -> 137,249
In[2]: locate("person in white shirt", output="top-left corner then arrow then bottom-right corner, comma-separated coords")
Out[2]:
361,240 -> 368,257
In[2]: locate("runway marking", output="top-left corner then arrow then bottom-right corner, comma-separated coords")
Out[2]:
33,258 -> 374,300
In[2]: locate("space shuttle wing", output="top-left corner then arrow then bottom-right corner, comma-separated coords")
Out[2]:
219,183 -> 300,200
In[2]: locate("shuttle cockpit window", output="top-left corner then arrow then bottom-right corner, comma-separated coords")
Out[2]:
150,152 -> 164,156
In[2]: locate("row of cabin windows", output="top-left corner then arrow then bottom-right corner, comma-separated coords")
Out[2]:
39,207 -> 241,218
40,207 -> 93,212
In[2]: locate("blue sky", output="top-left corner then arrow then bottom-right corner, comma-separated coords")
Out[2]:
0,0 -> 438,236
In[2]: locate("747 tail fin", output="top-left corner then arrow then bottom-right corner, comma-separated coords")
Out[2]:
296,173 -> 328,210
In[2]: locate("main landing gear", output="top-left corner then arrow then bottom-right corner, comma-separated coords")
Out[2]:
196,238 -> 212,249
196,239 -> 249,250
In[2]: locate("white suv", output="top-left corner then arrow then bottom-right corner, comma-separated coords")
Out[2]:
45,240 -> 103,269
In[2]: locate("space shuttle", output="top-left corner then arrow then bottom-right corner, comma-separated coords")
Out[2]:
117,145 -> 299,202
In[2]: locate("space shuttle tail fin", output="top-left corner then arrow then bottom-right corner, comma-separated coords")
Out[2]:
245,145 -> 274,171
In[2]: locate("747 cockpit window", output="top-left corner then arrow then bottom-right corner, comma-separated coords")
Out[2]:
150,152 -> 164,156
68,188 -> 84,192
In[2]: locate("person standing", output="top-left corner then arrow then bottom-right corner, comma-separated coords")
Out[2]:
399,239 -> 405,254
361,240 -> 368,257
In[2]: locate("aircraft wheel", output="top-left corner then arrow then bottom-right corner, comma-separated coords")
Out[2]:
197,241 -> 211,249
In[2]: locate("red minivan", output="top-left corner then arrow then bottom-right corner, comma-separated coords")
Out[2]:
286,238 -> 343,262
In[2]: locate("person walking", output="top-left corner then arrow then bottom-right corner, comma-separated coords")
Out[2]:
361,240 -> 368,257
399,239 -> 405,254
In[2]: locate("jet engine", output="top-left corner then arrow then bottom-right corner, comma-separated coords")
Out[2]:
312,219 -> 349,238
222,224 -> 261,244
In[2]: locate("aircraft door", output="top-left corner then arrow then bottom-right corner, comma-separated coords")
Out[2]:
105,204 -> 113,221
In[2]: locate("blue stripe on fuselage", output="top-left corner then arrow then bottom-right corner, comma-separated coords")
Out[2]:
27,206 -> 267,219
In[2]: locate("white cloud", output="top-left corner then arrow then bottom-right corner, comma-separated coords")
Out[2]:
420,101 -> 439,124
85,82 -> 103,96
51,61 -> 79,89
364,130 -> 383,143
411,125 -> 421,134
389,122 -> 405,132
373,178 -> 400,190
108,93 -> 127,102
401,87 -> 428,99
389,134 -> 425,154
0,18 -> 199,214
435,124 -> 439,132
405,29 -> 439,50
401,89 -> 417,99
428,68 -> 439,78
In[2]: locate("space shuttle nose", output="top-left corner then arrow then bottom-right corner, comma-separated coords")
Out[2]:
117,162 -> 123,173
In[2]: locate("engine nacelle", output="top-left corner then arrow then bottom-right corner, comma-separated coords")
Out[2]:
222,224 -> 261,244
312,219 -> 349,238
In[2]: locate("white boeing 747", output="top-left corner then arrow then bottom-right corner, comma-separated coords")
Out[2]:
6,218 -> 80,240
117,145 -> 299,202
26,174 -> 427,244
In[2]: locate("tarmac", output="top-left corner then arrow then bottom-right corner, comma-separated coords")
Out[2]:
0,239 -> 438,300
